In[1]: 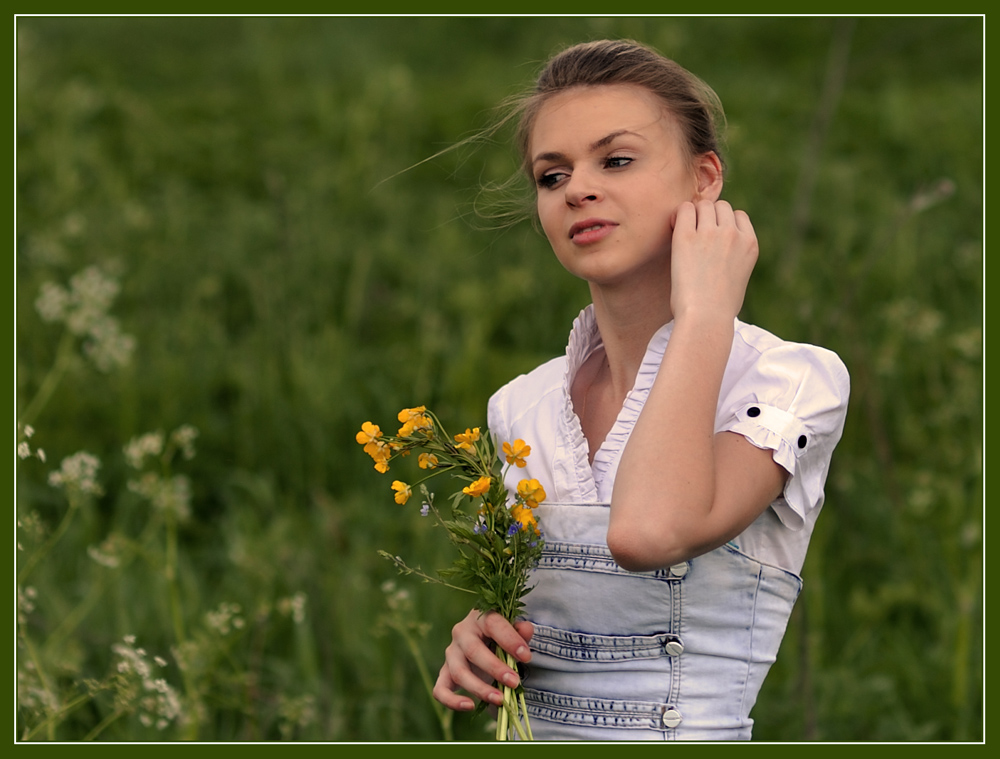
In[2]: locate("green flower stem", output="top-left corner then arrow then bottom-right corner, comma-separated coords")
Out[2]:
20,690 -> 94,741
519,688 -> 533,740
404,465 -> 459,494
496,691 -> 508,741
377,551 -> 475,595
19,330 -> 75,430
19,630 -> 59,740
165,512 -> 185,645
82,706 -> 126,741
46,522 -> 156,651
500,685 -> 528,741
164,510 -> 201,740
398,621 -> 454,741
494,647 -> 531,741
18,492 -> 80,585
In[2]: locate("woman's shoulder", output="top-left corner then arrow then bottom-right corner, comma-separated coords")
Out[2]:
491,355 -> 567,409
487,355 -> 568,435
731,321 -> 850,392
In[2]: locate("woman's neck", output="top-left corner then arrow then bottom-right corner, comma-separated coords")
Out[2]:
588,278 -> 674,400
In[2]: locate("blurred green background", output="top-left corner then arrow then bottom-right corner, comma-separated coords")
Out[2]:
15,16 -> 982,741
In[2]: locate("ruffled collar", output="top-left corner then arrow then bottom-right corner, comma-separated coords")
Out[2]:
560,305 -> 675,501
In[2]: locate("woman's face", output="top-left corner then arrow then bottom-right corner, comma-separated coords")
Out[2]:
528,84 -> 721,288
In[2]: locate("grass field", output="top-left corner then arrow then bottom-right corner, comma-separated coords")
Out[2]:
15,16 -> 982,741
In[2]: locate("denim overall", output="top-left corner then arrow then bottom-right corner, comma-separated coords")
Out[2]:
520,502 -> 802,741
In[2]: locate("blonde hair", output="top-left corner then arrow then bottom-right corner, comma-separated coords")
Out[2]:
513,39 -> 727,175
397,39 -> 727,227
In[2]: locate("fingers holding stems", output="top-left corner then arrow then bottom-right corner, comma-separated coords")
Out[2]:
433,609 -> 533,712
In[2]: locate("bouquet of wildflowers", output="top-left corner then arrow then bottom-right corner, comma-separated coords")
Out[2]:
356,406 -> 545,740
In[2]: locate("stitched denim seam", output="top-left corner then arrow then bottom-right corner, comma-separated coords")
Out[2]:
739,565 -> 763,714
531,624 -> 683,663
538,541 -> 684,582
525,688 -> 675,731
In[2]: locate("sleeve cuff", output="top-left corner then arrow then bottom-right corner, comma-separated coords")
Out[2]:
726,401 -> 819,531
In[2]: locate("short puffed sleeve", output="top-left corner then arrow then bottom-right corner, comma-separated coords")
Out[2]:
717,327 -> 850,531
487,385 -> 511,446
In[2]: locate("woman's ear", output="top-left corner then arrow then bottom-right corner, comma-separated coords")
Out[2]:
692,151 -> 724,202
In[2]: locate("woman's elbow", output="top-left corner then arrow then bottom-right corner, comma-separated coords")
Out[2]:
606,523 -> 688,573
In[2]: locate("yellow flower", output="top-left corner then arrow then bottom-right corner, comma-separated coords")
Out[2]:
502,439 -> 531,468
391,480 -> 412,505
511,504 -> 539,534
398,405 -> 426,421
454,427 -> 481,452
418,452 -> 439,470
462,476 -> 492,498
363,439 -> 391,473
516,478 -> 547,508
399,418 -> 432,437
397,406 -> 433,437
355,421 -> 382,446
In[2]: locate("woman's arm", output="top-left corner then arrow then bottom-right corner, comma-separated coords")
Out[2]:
608,199 -> 786,572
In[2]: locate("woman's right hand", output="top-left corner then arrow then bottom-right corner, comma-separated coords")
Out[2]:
432,609 -> 534,711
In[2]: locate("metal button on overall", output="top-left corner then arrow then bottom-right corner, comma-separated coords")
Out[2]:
661,708 -> 683,729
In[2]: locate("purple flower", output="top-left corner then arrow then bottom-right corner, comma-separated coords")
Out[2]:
507,523 -> 520,536
420,502 -> 430,517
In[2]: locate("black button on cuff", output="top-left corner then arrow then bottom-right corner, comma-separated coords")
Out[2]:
798,435 -> 807,448
747,406 -> 761,418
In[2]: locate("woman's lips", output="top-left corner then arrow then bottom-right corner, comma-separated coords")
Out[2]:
569,219 -> 618,245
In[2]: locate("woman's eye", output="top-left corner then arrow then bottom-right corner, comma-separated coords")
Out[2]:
537,171 -> 567,189
605,156 -> 633,169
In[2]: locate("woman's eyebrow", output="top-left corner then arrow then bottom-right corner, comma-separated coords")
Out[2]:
532,129 -> 647,166
591,129 -> 645,150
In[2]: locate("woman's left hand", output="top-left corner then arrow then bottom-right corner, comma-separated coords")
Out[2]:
669,199 -> 758,326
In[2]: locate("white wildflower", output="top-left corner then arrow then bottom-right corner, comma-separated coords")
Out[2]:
909,177 -> 956,213
205,602 -> 244,636
62,212 -> 86,238
109,635 -> 182,730
127,472 -> 192,521
278,592 -> 308,624
87,532 -> 127,568
112,637 -> 152,681
48,451 -> 103,497
16,429 -> 45,462
170,425 -> 199,460
65,266 -> 119,336
34,265 -> 136,372
124,431 -> 165,469
34,281 -> 70,322
87,545 -> 120,569
17,512 -> 45,543
952,327 -> 982,361
17,586 -> 37,624
83,315 -> 136,372
277,693 -> 318,739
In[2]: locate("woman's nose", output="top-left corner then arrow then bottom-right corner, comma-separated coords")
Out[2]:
564,171 -> 601,206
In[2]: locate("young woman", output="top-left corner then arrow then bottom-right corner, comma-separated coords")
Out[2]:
432,39 -> 850,740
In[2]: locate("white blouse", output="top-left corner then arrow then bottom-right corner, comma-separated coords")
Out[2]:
488,305 -> 850,575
